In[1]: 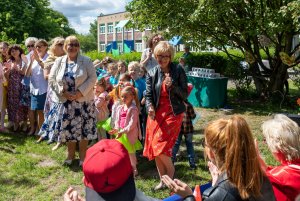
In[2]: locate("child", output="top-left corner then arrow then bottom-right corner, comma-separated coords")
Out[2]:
117,60 -> 127,75
94,77 -> 109,140
172,84 -> 197,169
107,63 -> 119,87
109,86 -> 142,176
128,61 -> 146,101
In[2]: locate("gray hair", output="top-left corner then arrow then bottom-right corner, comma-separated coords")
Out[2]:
25,37 -> 38,46
262,114 -> 300,161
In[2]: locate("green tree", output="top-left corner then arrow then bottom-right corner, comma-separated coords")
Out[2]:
76,34 -> 97,53
89,19 -> 98,42
0,0 -> 75,43
127,0 -> 300,99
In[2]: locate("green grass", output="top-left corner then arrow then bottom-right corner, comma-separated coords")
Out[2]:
0,108 -> 281,200
1,82 -> 298,200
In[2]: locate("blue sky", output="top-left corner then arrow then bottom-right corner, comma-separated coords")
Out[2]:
49,0 -> 130,34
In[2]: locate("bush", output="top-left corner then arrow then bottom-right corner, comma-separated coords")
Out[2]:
84,49 -> 252,98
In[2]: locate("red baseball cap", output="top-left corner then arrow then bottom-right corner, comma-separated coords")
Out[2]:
83,139 -> 136,201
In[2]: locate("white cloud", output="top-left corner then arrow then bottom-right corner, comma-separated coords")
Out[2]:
49,0 -> 129,34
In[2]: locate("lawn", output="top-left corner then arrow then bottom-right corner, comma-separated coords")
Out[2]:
0,84 -> 299,200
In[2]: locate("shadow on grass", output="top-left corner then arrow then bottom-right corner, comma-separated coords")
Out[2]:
0,132 -> 27,154
0,174 -> 38,188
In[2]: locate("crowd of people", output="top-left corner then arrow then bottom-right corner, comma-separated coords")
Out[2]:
1,34 -> 300,201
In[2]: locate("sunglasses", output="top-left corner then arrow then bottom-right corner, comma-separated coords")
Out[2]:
27,44 -> 35,48
56,43 -> 64,46
68,43 -> 79,47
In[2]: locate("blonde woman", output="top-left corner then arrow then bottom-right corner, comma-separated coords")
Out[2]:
162,116 -> 276,201
42,35 -> 97,166
143,41 -> 188,190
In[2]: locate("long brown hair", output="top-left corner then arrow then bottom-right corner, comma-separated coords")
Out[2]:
204,115 -> 264,199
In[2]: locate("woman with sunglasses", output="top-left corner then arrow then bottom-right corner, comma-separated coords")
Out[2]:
36,37 -> 65,147
25,39 -> 49,137
23,37 -> 38,135
46,35 -> 97,166
162,115 -> 276,201
143,41 -> 188,191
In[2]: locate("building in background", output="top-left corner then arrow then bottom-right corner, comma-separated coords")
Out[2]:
97,11 -> 153,53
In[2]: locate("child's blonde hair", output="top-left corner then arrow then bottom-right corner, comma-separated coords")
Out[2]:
128,61 -> 141,72
121,86 -> 140,110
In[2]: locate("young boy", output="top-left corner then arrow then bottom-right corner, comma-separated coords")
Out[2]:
172,84 -> 197,169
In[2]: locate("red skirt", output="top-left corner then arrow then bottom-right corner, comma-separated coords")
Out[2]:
143,83 -> 184,160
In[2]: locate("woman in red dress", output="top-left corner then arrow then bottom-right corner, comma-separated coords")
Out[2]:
143,41 -> 188,190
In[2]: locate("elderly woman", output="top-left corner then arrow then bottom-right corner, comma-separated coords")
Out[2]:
143,41 -> 188,190
162,115 -> 275,201
24,37 -> 38,135
257,114 -> 300,201
25,39 -> 49,135
5,45 -> 28,132
140,34 -> 163,71
45,35 -> 97,166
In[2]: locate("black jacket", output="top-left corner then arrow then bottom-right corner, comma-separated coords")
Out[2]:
202,173 -> 276,201
145,63 -> 188,115
183,173 -> 275,201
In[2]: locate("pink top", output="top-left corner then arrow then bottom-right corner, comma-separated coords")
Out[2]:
119,107 -> 127,128
114,103 -> 142,145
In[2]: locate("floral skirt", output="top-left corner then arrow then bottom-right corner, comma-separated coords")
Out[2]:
39,100 -> 97,143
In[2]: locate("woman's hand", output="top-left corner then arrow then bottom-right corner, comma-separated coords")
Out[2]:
33,49 -> 40,61
161,175 -> 193,198
64,187 -> 85,201
164,73 -> 172,89
148,105 -> 155,120
208,161 -> 219,186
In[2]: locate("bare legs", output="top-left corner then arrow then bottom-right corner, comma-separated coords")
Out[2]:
28,110 -> 35,135
65,140 -> 88,166
154,154 -> 175,190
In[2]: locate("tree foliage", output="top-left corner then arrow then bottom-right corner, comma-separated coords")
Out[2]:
127,0 -> 300,98
0,0 -> 75,43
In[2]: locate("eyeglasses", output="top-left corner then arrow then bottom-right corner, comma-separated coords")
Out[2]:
68,43 -> 79,47
157,55 -> 170,60
27,44 -> 35,48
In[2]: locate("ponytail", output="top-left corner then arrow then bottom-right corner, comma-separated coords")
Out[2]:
205,115 -> 263,199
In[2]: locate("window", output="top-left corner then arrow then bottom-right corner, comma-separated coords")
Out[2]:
115,21 -> 122,33
117,42 -> 123,53
124,27 -> 132,32
107,23 -> 114,34
99,24 -> 105,34
135,42 -> 142,52
100,43 -> 106,52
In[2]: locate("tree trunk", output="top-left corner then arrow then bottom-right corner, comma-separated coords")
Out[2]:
268,63 -> 287,101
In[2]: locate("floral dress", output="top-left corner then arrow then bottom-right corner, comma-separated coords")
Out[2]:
39,62 -> 97,143
7,61 -> 28,124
